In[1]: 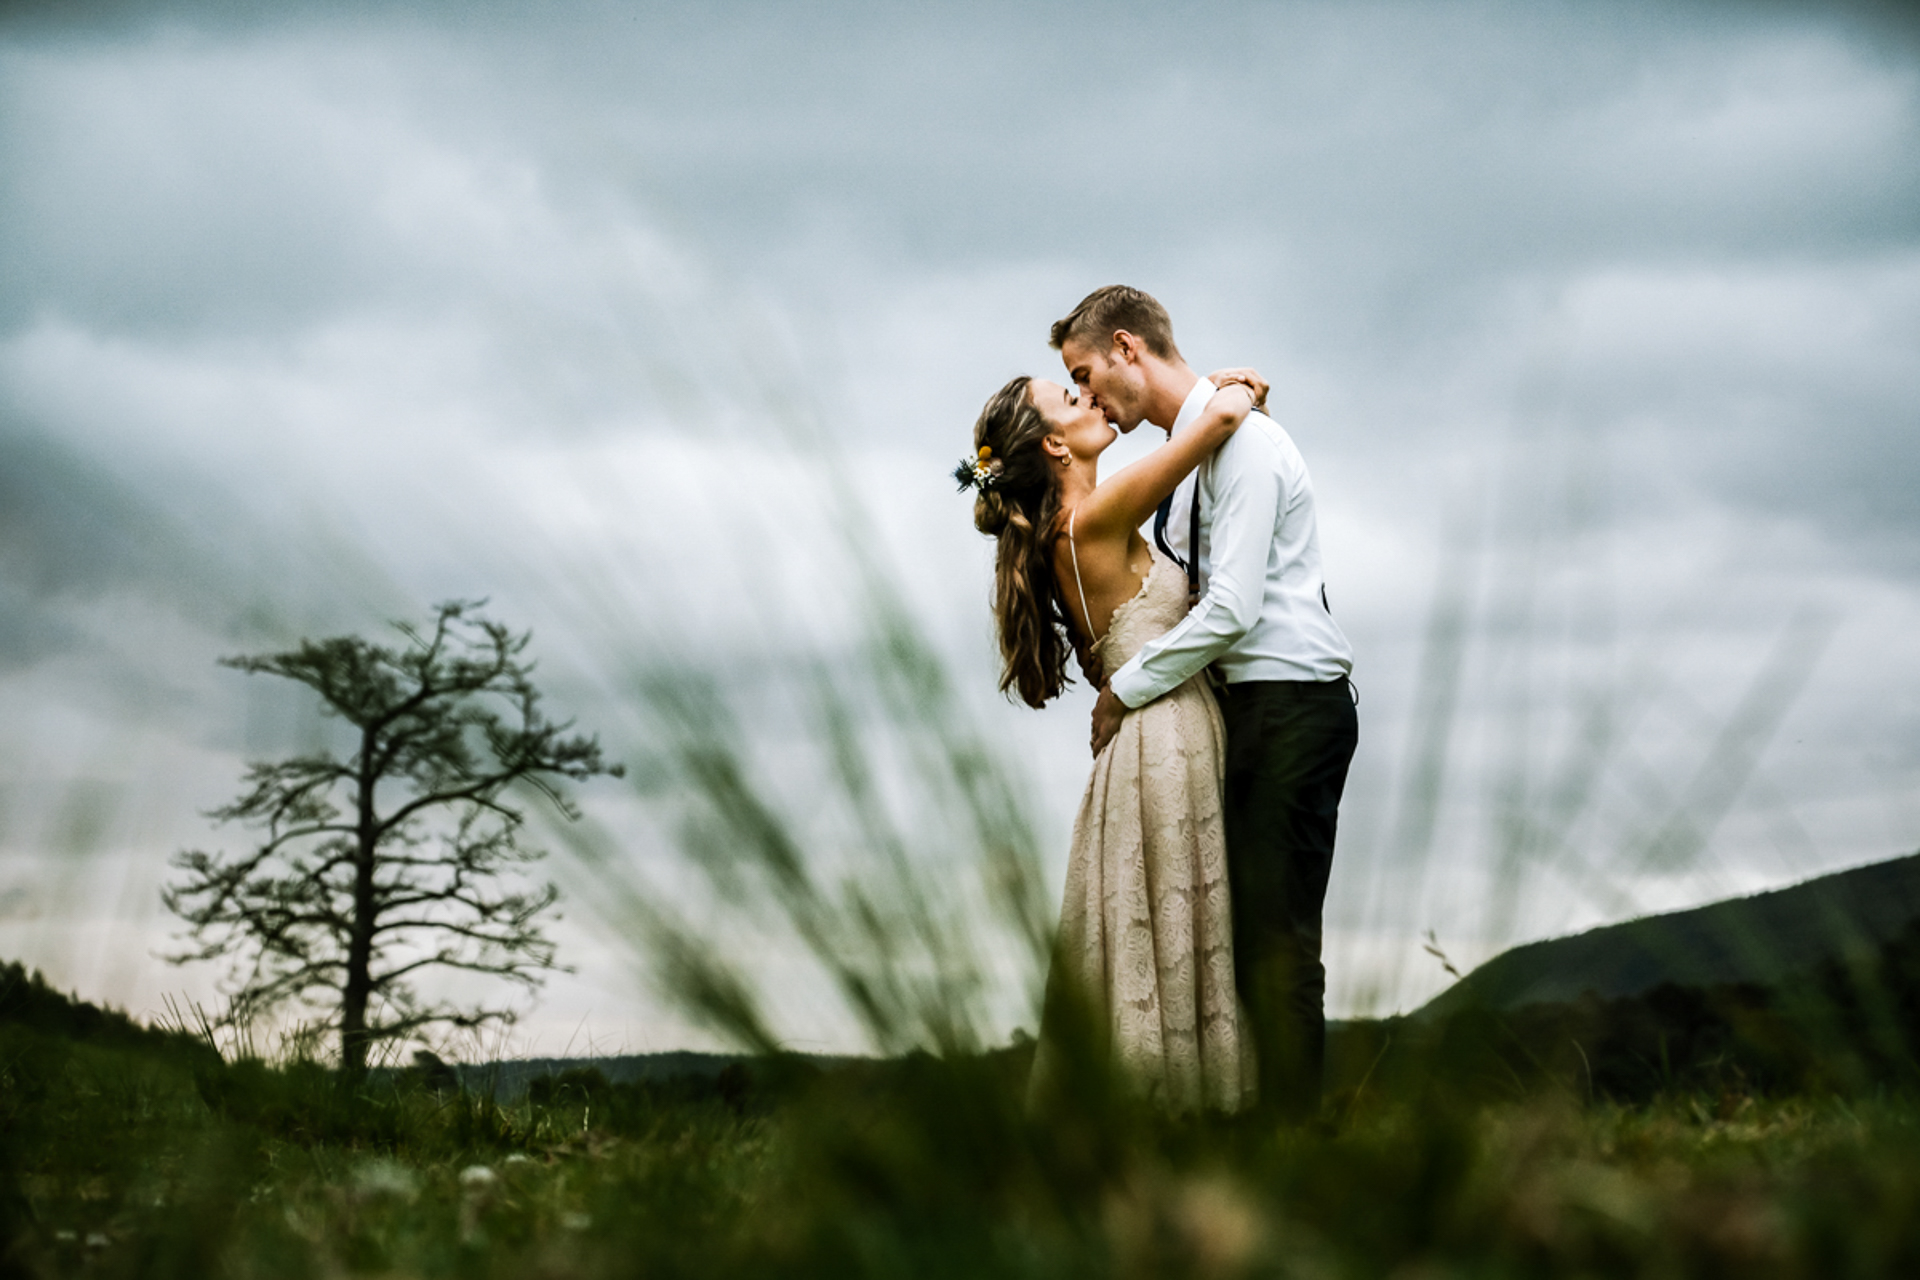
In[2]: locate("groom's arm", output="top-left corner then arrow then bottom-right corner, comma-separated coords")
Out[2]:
1108,426 -> 1282,708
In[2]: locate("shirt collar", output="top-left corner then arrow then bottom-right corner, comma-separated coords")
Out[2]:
1168,376 -> 1217,437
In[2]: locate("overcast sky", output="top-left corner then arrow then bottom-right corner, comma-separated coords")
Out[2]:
3,0 -> 1917,1051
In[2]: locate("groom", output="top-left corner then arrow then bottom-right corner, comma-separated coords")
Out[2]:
1053,285 -> 1358,1120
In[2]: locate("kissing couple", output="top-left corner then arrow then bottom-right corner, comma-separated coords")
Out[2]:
960,286 -> 1357,1119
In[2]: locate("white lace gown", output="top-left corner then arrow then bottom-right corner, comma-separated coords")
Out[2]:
1033,547 -> 1255,1113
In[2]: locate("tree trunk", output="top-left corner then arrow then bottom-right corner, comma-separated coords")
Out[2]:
340,728 -> 379,1079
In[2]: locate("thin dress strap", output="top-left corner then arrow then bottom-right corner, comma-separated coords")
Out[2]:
1068,507 -> 1094,646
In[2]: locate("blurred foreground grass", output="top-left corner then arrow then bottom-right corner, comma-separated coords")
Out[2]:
9,999 -> 1920,1279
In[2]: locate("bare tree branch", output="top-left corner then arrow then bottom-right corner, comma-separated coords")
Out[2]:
166,601 -> 618,1076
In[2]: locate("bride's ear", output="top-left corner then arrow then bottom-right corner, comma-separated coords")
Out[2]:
1041,432 -> 1071,465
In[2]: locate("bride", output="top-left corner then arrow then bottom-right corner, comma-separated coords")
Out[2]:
960,371 -> 1260,1113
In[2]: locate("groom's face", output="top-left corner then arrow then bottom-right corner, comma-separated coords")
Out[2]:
1060,334 -> 1149,434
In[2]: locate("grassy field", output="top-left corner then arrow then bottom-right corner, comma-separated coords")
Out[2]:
9,1007 -> 1920,1280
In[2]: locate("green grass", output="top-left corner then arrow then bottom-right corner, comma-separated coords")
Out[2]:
10,1018 -> 1920,1279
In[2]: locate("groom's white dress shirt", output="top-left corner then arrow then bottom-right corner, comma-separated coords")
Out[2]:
1107,377 -> 1354,710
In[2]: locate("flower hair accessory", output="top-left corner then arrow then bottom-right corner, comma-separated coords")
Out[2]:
953,444 -> 1005,492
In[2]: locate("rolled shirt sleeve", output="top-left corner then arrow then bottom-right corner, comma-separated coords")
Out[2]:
1108,427 -> 1282,709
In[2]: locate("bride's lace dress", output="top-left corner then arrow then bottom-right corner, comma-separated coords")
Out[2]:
1032,547 -> 1254,1113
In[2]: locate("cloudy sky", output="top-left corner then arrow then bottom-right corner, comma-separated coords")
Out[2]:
2,0 -> 1917,1051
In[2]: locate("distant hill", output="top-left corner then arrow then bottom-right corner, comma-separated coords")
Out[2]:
0,963 -> 840,1093
0,960 -> 211,1060
446,1052 -> 759,1100
1418,851 -> 1920,1018
397,1050 -> 868,1100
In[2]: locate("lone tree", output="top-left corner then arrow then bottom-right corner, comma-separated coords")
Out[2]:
166,601 -> 620,1075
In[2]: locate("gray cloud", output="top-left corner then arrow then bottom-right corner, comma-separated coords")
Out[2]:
0,419 -> 220,662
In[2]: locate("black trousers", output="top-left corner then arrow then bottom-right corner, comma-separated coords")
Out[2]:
1219,676 -> 1358,1118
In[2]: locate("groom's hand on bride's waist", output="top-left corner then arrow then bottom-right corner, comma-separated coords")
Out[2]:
1091,684 -> 1128,757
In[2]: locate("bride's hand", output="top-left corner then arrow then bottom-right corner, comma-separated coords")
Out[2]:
1206,367 -> 1268,410
1090,684 -> 1126,756
1075,641 -> 1105,689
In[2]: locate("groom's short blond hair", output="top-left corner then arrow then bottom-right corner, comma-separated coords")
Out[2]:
1049,285 -> 1181,360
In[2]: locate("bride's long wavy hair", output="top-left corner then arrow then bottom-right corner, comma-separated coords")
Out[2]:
969,376 -> 1078,709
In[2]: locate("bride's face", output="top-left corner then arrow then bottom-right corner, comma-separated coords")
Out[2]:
1030,378 -> 1116,466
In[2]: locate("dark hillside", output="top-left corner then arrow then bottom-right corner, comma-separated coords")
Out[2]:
0,960 -> 209,1060
442,1052 -> 762,1100
1420,850 -> 1920,1018
1333,916 -> 1920,1105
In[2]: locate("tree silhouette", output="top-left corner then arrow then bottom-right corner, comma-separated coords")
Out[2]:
165,601 -> 621,1075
